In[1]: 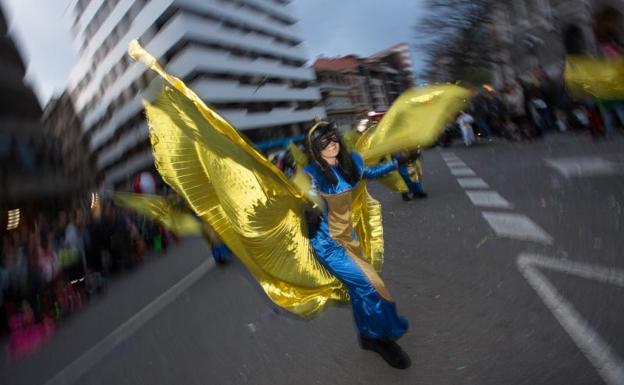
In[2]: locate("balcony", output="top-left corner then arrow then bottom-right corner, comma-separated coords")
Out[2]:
75,9 -> 312,113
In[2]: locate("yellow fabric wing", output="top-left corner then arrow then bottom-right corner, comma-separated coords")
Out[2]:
287,141 -> 308,168
356,85 -> 471,162
112,192 -> 202,236
351,182 -> 385,271
565,55 -> 624,100
128,41 -> 347,317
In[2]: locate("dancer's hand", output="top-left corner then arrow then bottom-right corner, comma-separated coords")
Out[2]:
304,205 -> 322,238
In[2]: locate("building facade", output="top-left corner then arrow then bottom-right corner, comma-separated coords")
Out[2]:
0,9 -> 69,209
68,0 -> 324,188
312,43 -> 416,132
490,0 -> 624,87
42,91 -> 96,191
313,55 -> 362,132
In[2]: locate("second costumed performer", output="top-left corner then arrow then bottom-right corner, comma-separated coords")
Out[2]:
304,121 -> 411,369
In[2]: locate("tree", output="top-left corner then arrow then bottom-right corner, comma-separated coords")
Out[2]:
414,0 -> 498,84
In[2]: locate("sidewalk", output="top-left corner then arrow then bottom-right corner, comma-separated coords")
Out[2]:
1,237 -> 213,385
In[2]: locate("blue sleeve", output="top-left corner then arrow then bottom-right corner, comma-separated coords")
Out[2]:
352,152 -> 397,180
363,160 -> 398,179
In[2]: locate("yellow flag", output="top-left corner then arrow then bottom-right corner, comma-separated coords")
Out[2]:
565,55 -> 624,100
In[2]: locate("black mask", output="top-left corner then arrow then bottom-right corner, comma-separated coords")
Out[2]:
316,132 -> 339,150
310,123 -> 340,152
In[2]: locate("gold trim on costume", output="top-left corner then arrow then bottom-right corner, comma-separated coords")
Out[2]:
322,190 -> 393,301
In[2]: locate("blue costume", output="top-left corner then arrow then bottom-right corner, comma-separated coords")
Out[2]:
304,152 -> 409,340
397,162 -> 426,195
211,243 -> 232,264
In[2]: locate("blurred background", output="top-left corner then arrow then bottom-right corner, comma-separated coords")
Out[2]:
0,1 -> 623,384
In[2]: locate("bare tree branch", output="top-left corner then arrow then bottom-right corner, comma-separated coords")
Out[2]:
414,0 -> 499,83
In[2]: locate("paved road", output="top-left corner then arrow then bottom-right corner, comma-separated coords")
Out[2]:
3,133 -> 623,385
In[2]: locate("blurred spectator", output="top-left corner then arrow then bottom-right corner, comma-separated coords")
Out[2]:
503,81 -> 533,139
472,94 -> 492,138
594,7 -> 624,135
456,111 -> 476,146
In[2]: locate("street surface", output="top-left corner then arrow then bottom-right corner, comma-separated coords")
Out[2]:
2,133 -> 624,385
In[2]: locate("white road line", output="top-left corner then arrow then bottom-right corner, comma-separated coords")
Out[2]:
450,167 -> 476,176
44,259 -> 215,385
446,161 -> 467,168
545,156 -> 619,178
519,254 -> 624,288
518,254 -> 624,385
457,177 -> 489,189
465,191 -> 513,209
481,212 -> 553,244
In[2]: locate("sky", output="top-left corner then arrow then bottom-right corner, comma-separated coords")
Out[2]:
0,0 -> 426,106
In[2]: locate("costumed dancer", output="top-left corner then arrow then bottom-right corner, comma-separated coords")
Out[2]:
304,121 -> 411,369
394,149 -> 427,201
126,40 -> 470,370
200,222 -> 232,265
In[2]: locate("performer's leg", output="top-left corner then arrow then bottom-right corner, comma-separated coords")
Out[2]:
312,237 -> 408,339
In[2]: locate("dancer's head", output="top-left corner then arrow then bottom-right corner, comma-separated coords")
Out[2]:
307,120 -> 359,185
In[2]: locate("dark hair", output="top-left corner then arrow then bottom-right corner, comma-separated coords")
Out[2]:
307,122 -> 360,185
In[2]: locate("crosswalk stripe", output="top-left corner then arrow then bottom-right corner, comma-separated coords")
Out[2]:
545,156 -> 619,178
481,212 -> 553,244
457,177 -> 489,189
466,191 -> 512,209
446,160 -> 466,167
450,167 -> 476,176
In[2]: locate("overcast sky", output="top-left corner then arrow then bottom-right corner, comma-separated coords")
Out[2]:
1,0 -> 425,106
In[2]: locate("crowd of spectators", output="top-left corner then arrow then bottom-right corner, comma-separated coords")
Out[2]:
0,201 -> 170,361
441,67 -> 623,147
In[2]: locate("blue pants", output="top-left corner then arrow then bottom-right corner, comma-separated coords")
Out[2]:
398,164 -> 425,194
311,228 -> 408,340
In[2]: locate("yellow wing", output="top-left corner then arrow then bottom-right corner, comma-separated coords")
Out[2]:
565,55 -> 624,100
356,85 -> 471,162
287,141 -> 308,168
112,192 -> 202,236
128,41 -> 347,317
342,129 -> 362,152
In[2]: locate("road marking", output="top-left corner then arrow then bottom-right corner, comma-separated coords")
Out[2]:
465,191 -> 513,209
44,258 -> 215,385
481,212 -> 553,244
446,160 -> 467,168
457,177 -> 489,189
450,167 -> 476,176
545,156 -> 619,178
518,254 -> 624,385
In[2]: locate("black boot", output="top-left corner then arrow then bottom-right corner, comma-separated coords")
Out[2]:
413,191 -> 428,199
401,193 -> 411,202
359,334 -> 411,369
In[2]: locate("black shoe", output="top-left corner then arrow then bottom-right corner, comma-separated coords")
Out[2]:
413,192 -> 428,199
401,193 -> 411,202
359,334 -> 411,369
